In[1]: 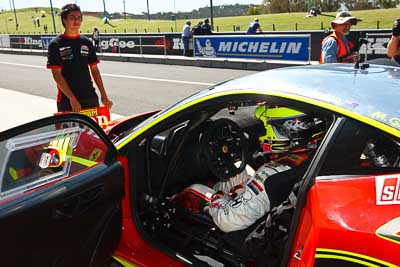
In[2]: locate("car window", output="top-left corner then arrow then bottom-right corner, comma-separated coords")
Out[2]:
0,121 -> 108,200
318,119 -> 400,177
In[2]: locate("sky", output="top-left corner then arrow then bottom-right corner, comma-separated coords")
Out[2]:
4,0 -> 261,14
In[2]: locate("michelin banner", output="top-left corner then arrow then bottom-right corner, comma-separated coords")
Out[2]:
193,34 -> 310,61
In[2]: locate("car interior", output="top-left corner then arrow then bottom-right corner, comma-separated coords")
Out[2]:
114,94 -> 335,266
119,94 -> 400,266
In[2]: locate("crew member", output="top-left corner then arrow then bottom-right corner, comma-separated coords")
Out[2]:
320,11 -> 358,64
387,19 -> 400,64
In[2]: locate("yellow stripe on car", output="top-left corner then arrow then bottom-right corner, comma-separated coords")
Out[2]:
116,90 -> 400,150
315,248 -> 397,267
113,256 -> 137,267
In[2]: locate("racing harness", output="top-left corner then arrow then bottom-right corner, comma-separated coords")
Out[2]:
242,182 -> 300,267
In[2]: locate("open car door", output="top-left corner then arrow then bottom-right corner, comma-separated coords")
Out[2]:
0,113 -> 124,267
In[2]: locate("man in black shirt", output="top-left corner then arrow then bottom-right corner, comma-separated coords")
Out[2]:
201,18 -> 213,35
47,4 -> 112,112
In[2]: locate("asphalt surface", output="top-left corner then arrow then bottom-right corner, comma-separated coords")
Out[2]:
0,53 -> 256,116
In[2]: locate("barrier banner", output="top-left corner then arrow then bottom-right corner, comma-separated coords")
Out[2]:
99,35 -> 168,54
193,34 -> 310,61
359,32 -> 391,61
40,36 -> 55,49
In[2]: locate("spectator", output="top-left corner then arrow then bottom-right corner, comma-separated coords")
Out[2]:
92,26 -> 100,52
320,11 -> 358,64
181,20 -> 192,56
201,18 -> 213,35
247,18 -> 262,34
192,21 -> 203,35
46,3 -> 112,112
387,19 -> 400,64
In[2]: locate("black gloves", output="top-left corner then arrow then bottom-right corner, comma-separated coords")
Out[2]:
392,19 -> 400,37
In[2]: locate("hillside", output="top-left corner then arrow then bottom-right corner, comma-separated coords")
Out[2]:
0,7 -> 396,34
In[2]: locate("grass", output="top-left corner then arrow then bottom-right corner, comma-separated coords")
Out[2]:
0,7 -> 396,34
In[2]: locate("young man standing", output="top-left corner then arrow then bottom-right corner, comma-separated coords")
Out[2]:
47,4 -> 112,112
320,11 -> 358,64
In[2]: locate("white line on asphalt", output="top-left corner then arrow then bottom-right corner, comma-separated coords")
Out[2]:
0,61 -> 216,86
102,73 -> 215,86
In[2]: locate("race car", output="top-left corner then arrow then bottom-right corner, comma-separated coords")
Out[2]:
0,62 -> 400,267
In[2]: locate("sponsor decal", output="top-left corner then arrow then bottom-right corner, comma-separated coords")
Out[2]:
19,36 -> 45,47
59,46 -> 73,60
371,111 -> 400,129
56,106 -> 110,128
155,38 -> 170,49
89,148 -> 103,162
359,34 -> 390,55
100,38 -> 136,50
375,174 -> 400,205
230,196 -> 242,208
247,180 -> 263,195
194,35 -> 310,61
80,45 -> 89,55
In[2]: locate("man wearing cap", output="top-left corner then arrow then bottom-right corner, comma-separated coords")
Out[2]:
320,11 -> 358,64
387,19 -> 400,64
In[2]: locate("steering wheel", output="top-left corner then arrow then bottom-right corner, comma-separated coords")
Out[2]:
201,118 -> 248,181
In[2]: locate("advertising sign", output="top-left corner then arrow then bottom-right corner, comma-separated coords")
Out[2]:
40,36 -> 55,50
359,32 -> 391,61
193,34 -> 310,61
0,35 -> 10,48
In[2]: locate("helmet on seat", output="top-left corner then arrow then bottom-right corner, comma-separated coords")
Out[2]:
255,105 -> 324,154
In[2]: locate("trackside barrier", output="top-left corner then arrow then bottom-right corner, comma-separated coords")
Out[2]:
0,30 -> 393,61
0,34 -> 168,56
193,34 -> 311,63
98,35 -> 167,55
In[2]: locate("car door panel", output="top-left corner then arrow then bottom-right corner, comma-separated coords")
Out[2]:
0,114 -> 124,267
290,176 -> 400,267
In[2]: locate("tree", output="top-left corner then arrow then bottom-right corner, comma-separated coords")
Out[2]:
247,6 -> 260,15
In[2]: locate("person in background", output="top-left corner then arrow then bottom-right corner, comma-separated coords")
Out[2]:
46,3 -> 112,112
181,20 -> 192,56
201,18 -> 213,35
387,19 -> 400,64
192,21 -> 203,35
320,11 -> 358,64
247,18 -> 263,34
92,26 -> 100,52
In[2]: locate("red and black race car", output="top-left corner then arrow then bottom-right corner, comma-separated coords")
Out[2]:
0,63 -> 399,267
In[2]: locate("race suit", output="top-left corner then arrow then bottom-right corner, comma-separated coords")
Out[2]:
208,161 -> 292,232
174,153 -> 309,233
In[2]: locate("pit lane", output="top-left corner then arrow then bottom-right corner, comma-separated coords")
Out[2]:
0,53 -> 255,130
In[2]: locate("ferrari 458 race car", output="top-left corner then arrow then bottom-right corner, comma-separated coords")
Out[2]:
1,63 -> 400,267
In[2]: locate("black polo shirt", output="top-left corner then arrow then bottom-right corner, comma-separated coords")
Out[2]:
47,34 -> 99,110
